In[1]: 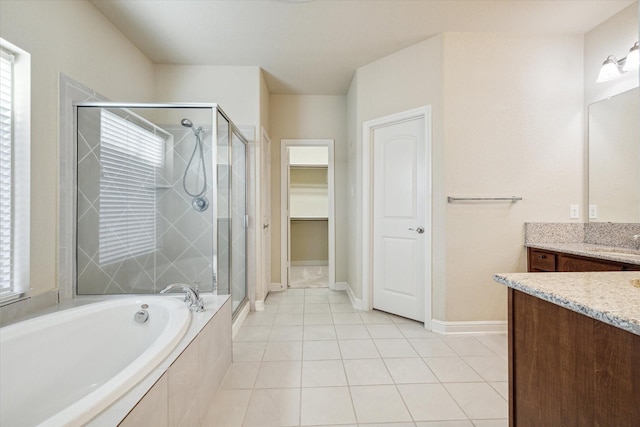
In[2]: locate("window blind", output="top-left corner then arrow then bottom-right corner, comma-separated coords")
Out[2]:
0,49 -> 14,293
98,110 -> 164,265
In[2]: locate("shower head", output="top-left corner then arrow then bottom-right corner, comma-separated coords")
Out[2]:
181,118 -> 193,128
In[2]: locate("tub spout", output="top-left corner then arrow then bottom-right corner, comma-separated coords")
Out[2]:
160,284 -> 205,312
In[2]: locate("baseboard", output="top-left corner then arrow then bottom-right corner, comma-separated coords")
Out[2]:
270,282 -> 286,292
331,281 -> 347,291
431,319 -> 507,335
344,282 -> 367,311
254,299 -> 265,311
232,301 -> 251,339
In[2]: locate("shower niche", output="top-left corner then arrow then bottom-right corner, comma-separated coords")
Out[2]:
75,104 -> 247,315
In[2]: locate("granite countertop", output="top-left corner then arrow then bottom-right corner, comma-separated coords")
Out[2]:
526,242 -> 640,265
494,272 -> 640,336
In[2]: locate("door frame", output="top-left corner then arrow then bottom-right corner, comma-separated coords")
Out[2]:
256,126 -> 271,310
362,106 -> 432,328
280,139 -> 336,289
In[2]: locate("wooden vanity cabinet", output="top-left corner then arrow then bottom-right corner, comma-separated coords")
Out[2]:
527,248 -> 640,272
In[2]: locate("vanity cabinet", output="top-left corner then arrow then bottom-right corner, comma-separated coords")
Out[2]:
527,248 -> 640,272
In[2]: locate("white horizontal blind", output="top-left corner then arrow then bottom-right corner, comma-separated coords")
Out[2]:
0,49 -> 14,293
99,110 -> 164,265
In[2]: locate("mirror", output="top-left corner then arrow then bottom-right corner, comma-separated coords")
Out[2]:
588,87 -> 640,222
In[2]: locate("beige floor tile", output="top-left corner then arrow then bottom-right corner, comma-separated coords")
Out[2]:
474,335 -> 508,360
304,303 -> 331,313
350,385 -> 413,424
463,356 -> 508,382
274,313 -> 304,325
279,296 -> 305,305
232,341 -> 266,362
444,383 -> 508,420
366,324 -> 404,339
221,362 -> 260,389
305,288 -> 329,296
327,292 -> 351,303
263,341 -> 303,361
243,388 -> 301,427
424,357 -> 484,383
384,358 -> 439,384
397,323 -> 440,338
374,338 -> 419,358
241,312 -> 276,327
305,295 -> 329,304
338,339 -> 380,359
254,361 -> 302,388
202,389 -> 252,427
443,337 -> 495,356
343,358 -> 394,385
235,326 -> 272,342
332,313 -> 364,324
398,383 -> 467,421
360,311 -> 394,324
471,419 -> 508,427
269,325 -> 304,341
330,303 -> 359,313
301,360 -> 347,387
303,325 -> 337,340
416,420 -> 474,427
303,340 -> 341,360
335,324 -> 370,340
304,312 -> 334,325
409,338 -> 457,357
300,387 -> 356,426
277,304 -> 305,314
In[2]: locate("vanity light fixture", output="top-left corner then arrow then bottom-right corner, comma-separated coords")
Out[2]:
597,41 -> 640,82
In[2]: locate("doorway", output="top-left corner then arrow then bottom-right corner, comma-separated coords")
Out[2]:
280,139 -> 335,289
362,107 -> 432,326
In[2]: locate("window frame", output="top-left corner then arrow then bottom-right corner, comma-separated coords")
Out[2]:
0,38 -> 30,305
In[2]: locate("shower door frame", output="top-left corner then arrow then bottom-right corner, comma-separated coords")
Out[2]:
72,102 -> 249,316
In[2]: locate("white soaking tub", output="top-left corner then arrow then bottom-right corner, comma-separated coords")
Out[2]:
0,296 -> 191,427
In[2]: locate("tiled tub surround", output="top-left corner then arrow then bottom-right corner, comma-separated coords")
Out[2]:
524,222 -> 640,265
493,272 -> 640,336
0,294 -> 231,426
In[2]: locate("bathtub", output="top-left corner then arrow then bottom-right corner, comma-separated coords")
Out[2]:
0,296 -> 191,427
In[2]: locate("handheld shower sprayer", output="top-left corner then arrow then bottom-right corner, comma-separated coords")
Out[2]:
181,118 -> 208,212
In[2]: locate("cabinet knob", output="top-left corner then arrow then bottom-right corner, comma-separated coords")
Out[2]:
538,255 -> 547,260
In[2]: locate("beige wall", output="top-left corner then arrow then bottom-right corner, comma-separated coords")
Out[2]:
347,36 -> 444,306
269,95 -> 348,284
348,33 -> 584,322
442,33 -> 584,321
0,0 -> 155,297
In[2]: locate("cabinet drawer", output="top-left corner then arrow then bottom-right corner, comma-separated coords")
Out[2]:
557,255 -> 623,272
529,249 -> 556,272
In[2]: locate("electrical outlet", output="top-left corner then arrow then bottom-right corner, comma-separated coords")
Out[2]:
589,205 -> 598,219
570,204 -> 579,219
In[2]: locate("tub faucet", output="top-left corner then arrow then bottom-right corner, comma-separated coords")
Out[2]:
160,283 -> 205,312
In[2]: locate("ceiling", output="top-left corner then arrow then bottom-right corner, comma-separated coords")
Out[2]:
90,0 -> 635,95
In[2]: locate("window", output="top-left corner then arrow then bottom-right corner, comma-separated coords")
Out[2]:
0,48 -> 14,297
0,39 -> 29,304
98,110 -> 164,265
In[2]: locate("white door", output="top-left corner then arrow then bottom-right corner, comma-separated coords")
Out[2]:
372,117 -> 426,321
261,129 -> 271,295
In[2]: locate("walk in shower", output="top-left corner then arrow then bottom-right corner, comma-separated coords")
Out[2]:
74,104 -> 247,316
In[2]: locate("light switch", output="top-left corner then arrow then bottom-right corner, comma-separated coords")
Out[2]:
570,204 -> 579,219
589,205 -> 598,219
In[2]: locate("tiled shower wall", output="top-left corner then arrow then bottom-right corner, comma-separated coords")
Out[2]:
76,109 -> 215,294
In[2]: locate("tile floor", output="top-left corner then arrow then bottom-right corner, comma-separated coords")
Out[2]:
203,288 -> 509,427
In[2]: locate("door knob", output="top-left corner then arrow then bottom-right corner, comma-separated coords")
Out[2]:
409,226 -> 425,234
263,224 -> 269,229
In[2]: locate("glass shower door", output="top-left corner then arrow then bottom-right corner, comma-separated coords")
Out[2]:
231,130 -> 247,313
216,111 -> 230,296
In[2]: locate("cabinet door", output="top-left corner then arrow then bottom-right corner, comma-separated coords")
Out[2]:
528,249 -> 557,272
557,255 -> 623,272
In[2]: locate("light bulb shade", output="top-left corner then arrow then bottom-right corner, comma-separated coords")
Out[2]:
622,42 -> 639,72
597,56 -> 622,82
